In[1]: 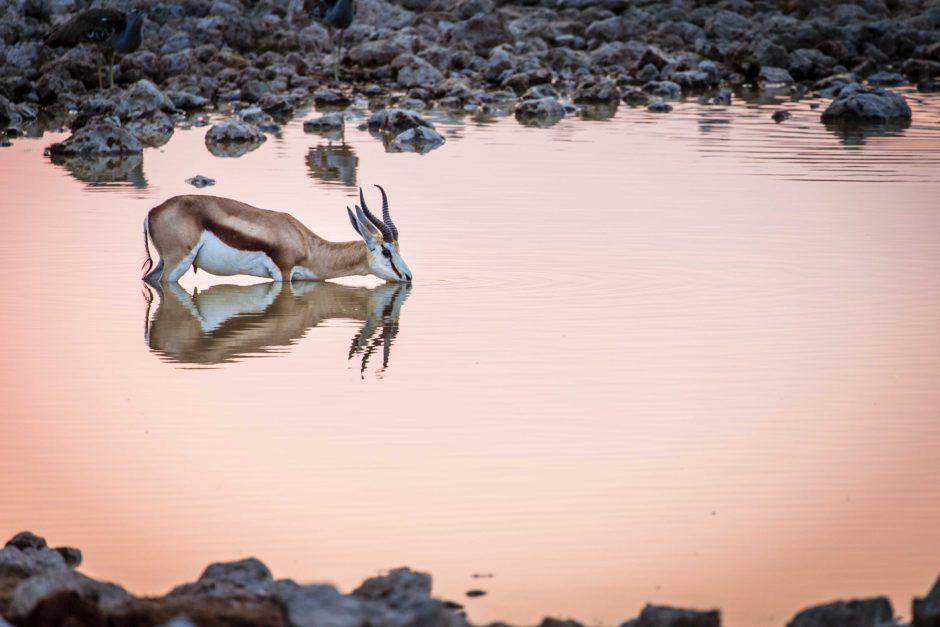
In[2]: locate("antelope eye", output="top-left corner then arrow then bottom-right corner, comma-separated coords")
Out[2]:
382,248 -> 392,259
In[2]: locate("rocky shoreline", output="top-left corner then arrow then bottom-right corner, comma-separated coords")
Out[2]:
1,531 -> 939,627
1,0 -> 938,157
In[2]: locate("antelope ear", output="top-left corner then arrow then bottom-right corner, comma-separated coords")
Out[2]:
347,207 -> 377,249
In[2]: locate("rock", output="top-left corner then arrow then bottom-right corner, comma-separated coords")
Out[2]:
706,10 -> 751,40
170,557 -> 274,598
637,63 -> 660,82
368,108 -> 433,134
501,68 -> 553,95
514,97 -> 566,126
643,80 -> 682,99
867,71 -> 906,86
668,70 -> 717,91
772,110 -> 792,122
166,91 -> 210,109
54,547 -> 82,569
913,575 -> 940,627
788,48 -> 837,81
786,597 -> 893,627
313,88 -> 352,108
466,590 -> 487,597
636,46 -> 674,71
303,112 -> 344,135
759,66 -> 795,86
393,54 -> 445,89
647,100 -> 673,113
5,531 -> 48,551
204,120 -> 266,157
125,111 -> 175,147
573,77 -> 621,103
448,12 -> 514,56
49,120 -> 143,156
275,582 -> 373,627
540,619 -> 583,627
7,569 -> 134,622
0,545 -> 67,578
623,89 -> 650,105
115,79 -> 176,120
624,604 -> 720,627
352,567 -> 432,607
820,83 -> 912,122
186,175 -> 216,187
713,89 -> 732,105
348,39 -> 409,68
237,106 -> 280,133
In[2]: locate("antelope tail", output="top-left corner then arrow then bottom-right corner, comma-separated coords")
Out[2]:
141,217 -> 154,278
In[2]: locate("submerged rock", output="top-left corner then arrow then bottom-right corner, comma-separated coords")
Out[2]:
820,84 -> 912,123
772,110 -> 792,122
647,100 -> 673,113
204,119 -> 266,157
514,97 -> 566,126
390,127 -> 446,153
786,597 -> 893,627
186,175 -> 216,187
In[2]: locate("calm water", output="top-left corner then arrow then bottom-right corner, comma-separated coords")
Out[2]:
1,90 -> 940,625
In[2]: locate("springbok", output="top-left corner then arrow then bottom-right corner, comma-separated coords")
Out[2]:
142,186 -> 412,284
143,280 -> 409,371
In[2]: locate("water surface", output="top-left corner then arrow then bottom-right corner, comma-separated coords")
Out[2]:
1,91 -> 939,625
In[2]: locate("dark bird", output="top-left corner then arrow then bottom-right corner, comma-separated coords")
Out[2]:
305,0 -> 355,82
45,8 -> 145,89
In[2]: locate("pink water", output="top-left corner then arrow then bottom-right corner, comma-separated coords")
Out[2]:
1,91 -> 939,625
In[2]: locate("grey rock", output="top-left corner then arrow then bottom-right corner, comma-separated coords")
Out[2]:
759,66 -> 795,85
786,597 -> 893,627
637,63 -> 660,82
789,48 -> 837,81
448,12 -> 514,56
54,546 -> 82,569
314,88 -> 352,108
647,100 -> 673,112
49,120 -> 143,156
8,569 -> 134,621
166,91 -> 210,109
501,68 -> 553,95
348,40 -> 409,68
706,10 -> 751,40
668,70 -> 717,91
205,120 -> 266,157
636,45 -> 674,71
390,127 -> 446,153
304,112 -> 345,135
186,175 -> 216,187
368,108 -> 434,134
754,39 -> 789,69
115,79 -> 176,120
913,575 -> 940,627
713,89 -> 732,105
521,84 -> 560,100
353,567 -> 432,607
820,83 -> 912,122
573,77 -> 621,103
126,111 -> 175,147
867,71 -> 906,86
5,531 -> 48,551
275,581 -> 377,627
170,557 -> 274,598
514,97 -> 566,125
624,604 -> 720,627
0,545 -> 67,578
772,109 -> 792,122
622,88 -> 650,105
643,80 -> 682,99
237,107 -> 280,133
541,620 -> 583,627
393,54 -> 445,89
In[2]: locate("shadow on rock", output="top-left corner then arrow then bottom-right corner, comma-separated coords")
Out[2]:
305,142 -> 358,186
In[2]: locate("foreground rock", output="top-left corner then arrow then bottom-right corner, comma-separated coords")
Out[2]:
820,84 -> 913,123
786,597 -> 893,627
47,120 -> 143,156
914,576 -> 940,627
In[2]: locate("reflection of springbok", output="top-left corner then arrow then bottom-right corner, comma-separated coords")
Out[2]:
143,281 -> 410,372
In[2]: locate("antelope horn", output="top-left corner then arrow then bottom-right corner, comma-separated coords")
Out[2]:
375,184 -> 398,242
359,187 -> 393,242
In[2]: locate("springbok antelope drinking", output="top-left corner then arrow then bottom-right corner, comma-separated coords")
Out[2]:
142,186 -> 412,284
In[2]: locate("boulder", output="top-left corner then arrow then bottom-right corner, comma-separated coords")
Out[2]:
7,569 -> 134,622
643,80 -> 682,99
303,112 -> 345,135
622,604 -> 720,627
820,83 -> 912,122
573,77 -> 621,103
786,597 -> 893,627
759,66 -> 794,85
0,545 -> 67,578
514,97 -> 566,126
867,71 -> 906,86
49,120 -> 143,156
125,111 -> 175,147
352,567 -> 432,607
914,576 -> 940,627
115,79 -> 176,120
5,531 -> 48,551
204,120 -> 266,157
169,557 -> 274,598
647,100 -> 673,113
392,54 -> 445,89
367,108 -> 433,134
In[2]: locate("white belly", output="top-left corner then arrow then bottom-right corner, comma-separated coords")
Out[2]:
194,231 -> 281,280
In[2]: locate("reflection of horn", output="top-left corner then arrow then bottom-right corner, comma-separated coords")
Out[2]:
359,187 -> 393,242
375,185 -> 398,242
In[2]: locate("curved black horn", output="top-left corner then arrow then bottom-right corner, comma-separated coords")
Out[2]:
359,187 -> 393,241
375,184 -> 398,241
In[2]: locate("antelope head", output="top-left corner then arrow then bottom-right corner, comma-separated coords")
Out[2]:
347,185 -> 413,283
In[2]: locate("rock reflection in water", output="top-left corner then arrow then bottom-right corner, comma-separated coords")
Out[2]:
48,152 -> 147,187
306,143 -> 357,186
143,281 -> 410,372
823,118 -> 912,146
